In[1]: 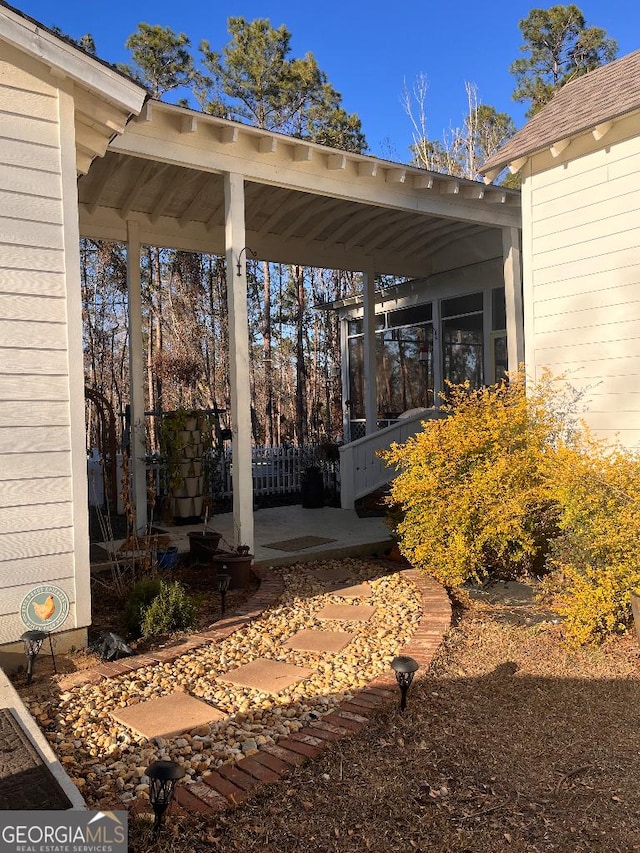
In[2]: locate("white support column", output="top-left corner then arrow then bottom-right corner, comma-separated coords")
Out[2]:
362,261 -> 377,435
503,226 -> 525,375
340,317 -> 351,442
126,219 -> 148,534
224,172 -> 254,551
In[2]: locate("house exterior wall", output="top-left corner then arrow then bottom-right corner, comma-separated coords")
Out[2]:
521,112 -> 640,449
0,46 -> 88,645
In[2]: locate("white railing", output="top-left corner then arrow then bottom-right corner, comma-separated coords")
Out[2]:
339,410 -> 442,509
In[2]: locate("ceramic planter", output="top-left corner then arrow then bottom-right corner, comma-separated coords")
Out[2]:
157,545 -> 179,570
211,551 -> 253,589
188,530 -> 222,562
184,476 -> 201,498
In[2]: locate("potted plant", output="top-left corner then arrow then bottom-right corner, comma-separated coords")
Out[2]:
210,544 -> 254,589
187,509 -> 221,562
160,408 -> 212,523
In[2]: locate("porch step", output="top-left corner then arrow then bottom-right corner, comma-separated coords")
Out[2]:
354,487 -> 390,518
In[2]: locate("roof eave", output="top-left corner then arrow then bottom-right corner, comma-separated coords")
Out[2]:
0,1 -> 146,114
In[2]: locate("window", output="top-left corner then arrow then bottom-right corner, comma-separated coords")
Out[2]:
441,293 -> 484,388
346,304 -> 434,419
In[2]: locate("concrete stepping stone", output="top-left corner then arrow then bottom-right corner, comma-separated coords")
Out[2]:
309,567 -> 356,583
218,658 -> 314,694
317,603 -> 376,622
283,629 -> 354,653
111,691 -> 225,739
327,582 -> 372,599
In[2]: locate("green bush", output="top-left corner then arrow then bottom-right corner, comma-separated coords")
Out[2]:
124,577 -> 162,636
141,579 -> 196,638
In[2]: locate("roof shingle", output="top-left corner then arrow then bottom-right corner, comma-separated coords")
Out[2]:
481,50 -> 640,175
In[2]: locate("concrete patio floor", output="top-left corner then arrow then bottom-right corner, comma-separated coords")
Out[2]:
157,504 -> 393,567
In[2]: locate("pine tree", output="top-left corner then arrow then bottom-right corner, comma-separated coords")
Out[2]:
122,23 -> 194,98
200,17 -> 366,152
510,4 -> 617,117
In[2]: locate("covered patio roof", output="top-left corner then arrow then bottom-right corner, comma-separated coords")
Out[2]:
79,100 -> 520,278
77,99 -> 522,552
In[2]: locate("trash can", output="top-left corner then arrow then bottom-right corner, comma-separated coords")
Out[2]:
301,465 -> 324,508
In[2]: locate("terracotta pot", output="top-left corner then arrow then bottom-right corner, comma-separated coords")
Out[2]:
188,530 -> 221,562
211,552 -> 253,589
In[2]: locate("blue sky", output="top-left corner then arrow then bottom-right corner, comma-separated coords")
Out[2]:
16,0 -> 640,160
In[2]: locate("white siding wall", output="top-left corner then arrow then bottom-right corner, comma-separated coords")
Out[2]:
0,51 -> 80,642
522,114 -> 640,449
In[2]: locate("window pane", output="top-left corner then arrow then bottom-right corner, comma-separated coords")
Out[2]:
442,292 -> 483,318
347,336 -> 364,418
492,288 -> 507,331
376,324 -> 434,415
386,303 -> 433,328
494,334 -> 508,380
348,318 -> 363,336
442,313 -> 484,387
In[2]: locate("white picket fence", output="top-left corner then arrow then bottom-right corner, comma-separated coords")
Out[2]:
89,445 -> 339,507
217,445 -> 327,497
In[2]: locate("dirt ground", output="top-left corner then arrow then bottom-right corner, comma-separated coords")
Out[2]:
129,589 -> 640,853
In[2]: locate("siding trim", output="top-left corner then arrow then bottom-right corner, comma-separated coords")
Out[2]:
58,81 -> 90,630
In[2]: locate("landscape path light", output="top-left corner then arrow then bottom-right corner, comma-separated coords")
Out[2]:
145,759 -> 185,835
391,655 -> 419,711
216,572 -> 231,616
20,630 -> 56,684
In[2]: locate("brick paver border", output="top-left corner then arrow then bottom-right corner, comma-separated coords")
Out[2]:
59,562 -> 452,818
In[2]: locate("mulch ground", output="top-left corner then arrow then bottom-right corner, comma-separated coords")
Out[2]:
128,588 -> 640,853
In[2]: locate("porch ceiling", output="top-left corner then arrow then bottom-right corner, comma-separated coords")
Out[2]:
78,100 -> 521,278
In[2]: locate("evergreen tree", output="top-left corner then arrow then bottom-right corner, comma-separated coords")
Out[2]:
122,23 -> 194,98
200,17 -> 366,153
510,4 -> 617,117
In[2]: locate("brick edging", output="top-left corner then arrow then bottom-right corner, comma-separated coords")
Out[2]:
171,566 -> 452,814
57,566 -> 284,691
58,563 -> 451,815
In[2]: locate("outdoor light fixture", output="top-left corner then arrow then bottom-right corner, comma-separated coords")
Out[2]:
20,630 -> 56,685
235,246 -> 257,276
145,760 -> 185,835
391,655 -> 419,711
216,572 -> 231,615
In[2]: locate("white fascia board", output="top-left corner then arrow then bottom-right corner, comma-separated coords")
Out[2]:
0,4 -> 146,114
146,102 -> 521,217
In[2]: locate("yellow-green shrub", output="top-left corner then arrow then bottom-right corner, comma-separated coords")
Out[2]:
382,372 -> 640,644
544,445 -> 640,644
381,374 -> 563,587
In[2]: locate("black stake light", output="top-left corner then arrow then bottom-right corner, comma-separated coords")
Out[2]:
216,572 -> 231,615
20,630 -> 49,685
391,655 -> 419,711
146,760 -> 185,835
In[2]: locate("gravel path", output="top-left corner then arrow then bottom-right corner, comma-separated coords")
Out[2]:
22,558 -> 422,807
